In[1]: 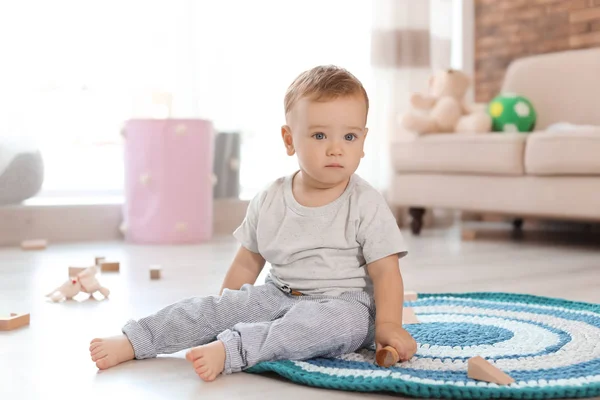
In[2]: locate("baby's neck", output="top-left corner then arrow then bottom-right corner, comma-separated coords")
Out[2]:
292,171 -> 350,208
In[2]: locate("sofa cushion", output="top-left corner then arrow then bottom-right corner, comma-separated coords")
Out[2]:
525,129 -> 600,176
391,133 -> 526,175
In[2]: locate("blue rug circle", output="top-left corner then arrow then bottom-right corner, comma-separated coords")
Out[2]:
405,322 -> 514,347
247,292 -> 600,399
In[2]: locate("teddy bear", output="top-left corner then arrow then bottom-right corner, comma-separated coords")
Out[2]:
399,69 -> 492,134
46,265 -> 110,302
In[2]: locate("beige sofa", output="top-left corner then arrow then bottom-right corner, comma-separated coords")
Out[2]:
389,47 -> 600,235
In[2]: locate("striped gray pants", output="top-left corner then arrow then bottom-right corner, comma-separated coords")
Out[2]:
122,279 -> 376,374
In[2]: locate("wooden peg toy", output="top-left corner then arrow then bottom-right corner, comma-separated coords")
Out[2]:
404,291 -> 418,301
68,266 -> 87,277
20,239 -> 47,251
468,356 -> 514,385
100,261 -> 120,272
0,313 -> 30,331
150,265 -> 161,280
403,307 -> 420,325
376,346 -> 399,368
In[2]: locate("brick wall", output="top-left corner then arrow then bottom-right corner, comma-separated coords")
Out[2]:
475,0 -> 600,102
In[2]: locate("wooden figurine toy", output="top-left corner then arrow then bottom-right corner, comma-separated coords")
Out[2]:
47,265 -> 110,302
68,266 -> 87,277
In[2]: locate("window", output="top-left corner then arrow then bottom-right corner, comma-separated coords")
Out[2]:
0,0 -> 372,201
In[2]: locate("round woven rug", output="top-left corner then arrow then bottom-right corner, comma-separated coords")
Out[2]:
247,293 -> 600,399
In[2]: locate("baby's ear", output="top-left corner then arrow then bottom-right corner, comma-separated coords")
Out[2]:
281,125 -> 295,156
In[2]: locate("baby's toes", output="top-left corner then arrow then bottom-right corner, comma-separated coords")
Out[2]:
89,342 -> 102,352
195,365 -> 209,375
92,349 -> 107,362
96,356 -> 111,370
91,345 -> 104,357
186,347 -> 203,362
193,358 -> 206,370
200,370 -> 216,382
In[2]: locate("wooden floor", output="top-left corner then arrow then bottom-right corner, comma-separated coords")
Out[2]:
1,222 -> 599,399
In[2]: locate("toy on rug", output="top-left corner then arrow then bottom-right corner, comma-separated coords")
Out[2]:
248,292 -> 600,399
399,69 -> 492,134
376,346 -> 400,368
46,265 -> 110,302
488,93 -> 536,133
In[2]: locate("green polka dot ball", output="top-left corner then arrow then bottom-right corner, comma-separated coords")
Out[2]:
488,93 -> 537,133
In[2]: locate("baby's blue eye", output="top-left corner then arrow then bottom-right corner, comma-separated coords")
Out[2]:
314,133 -> 325,140
345,134 -> 356,141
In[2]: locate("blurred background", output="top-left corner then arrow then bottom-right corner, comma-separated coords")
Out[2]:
1,0 -> 599,242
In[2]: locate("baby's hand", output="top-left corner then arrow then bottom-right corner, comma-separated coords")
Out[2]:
375,322 -> 417,362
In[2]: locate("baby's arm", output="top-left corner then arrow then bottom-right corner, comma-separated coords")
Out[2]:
367,255 -> 417,361
219,246 -> 266,294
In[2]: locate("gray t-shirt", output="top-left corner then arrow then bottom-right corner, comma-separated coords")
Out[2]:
233,172 -> 408,297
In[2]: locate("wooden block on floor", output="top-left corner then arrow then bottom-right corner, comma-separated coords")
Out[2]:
468,356 -> 514,385
20,239 -> 48,251
150,266 -> 161,280
404,291 -> 418,301
0,313 -> 30,331
461,229 -> 477,241
376,345 -> 399,368
68,266 -> 87,277
402,307 -> 420,325
100,261 -> 120,272
95,256 -> 106,265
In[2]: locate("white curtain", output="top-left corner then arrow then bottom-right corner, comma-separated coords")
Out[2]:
369,0 -> 457,193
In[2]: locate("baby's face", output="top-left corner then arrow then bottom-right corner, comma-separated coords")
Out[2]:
283,95 -> 368,186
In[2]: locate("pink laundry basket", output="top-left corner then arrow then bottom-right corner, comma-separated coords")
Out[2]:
122,119 -> 215,244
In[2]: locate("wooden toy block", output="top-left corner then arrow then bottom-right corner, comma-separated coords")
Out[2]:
461,229 -> 477,241
404,291 -> 418,301
100,261 -> 120,272
376,346 -> 399,368
95,256 -> 106,265
68,266 -> 87,277
468,356 -> 514,385
0,313 -> 30,331
403,307 -> 420,325
150,266 -> 161,280
20,239 -> 47,251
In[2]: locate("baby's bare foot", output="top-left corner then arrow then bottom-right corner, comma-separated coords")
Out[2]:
185,341 -> 226,382
89,335 -> 135,370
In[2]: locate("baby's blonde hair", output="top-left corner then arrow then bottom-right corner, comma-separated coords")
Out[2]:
284,65 -> 369,117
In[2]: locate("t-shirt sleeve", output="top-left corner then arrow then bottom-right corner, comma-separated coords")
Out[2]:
357,192 -> 408,265
232,190 -> 264,254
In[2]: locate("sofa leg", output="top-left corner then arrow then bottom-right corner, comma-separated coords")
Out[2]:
512,218 -> 524,231
409,208 -> 426,235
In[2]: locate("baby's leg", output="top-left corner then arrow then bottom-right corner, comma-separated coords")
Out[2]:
90,283 -> 287,370
212,293 -> 375,374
